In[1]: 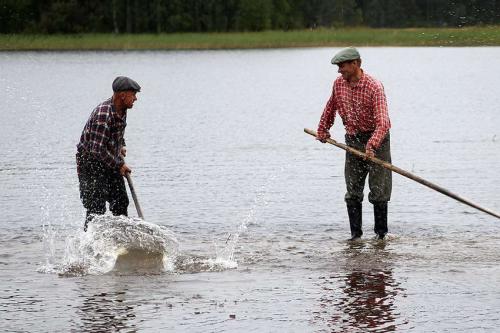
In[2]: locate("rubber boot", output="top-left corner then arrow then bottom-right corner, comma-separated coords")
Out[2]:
84,211 -> 95,232
373,202 -> 388,239
346,200 -> 363,240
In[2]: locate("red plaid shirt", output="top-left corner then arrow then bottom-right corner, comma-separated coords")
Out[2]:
77,97 -> 126,170
317,71 -> 391,150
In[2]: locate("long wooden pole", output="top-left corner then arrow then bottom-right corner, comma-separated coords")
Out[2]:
304,128 -> 500,220
125,173 -> 145,219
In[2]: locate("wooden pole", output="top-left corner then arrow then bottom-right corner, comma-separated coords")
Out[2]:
125,173 -> 145,219
304,128 -> 500,220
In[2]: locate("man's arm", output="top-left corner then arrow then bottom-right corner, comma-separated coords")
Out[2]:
87,108 -> 125,170
366,83 -> 391,156
317,85 -> 337,143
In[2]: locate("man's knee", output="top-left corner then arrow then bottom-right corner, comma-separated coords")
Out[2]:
110,194 -> 129,216
368,187 -> 391,203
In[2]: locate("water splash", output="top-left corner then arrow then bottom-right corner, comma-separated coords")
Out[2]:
40,215 -> 179,276
39,170 -> 280,276
212,174 -> 276,267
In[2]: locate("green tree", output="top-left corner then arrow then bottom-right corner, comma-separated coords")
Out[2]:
39,0 -> 86,33
237,0 -> 273,31
332,0 -> 363,27
0,0 -> 39,33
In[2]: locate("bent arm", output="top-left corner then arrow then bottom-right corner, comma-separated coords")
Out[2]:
367,85 -> 391,151
87,118 -> 124,170
317,85 -> 337,139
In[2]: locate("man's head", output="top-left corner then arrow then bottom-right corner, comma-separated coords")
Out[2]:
112,76 -> 141,109
331,47 -> 362,82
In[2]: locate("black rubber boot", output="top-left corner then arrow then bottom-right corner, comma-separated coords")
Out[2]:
346,200 -> 363,240
373,202 -> 388,239
84,211 -> 96,232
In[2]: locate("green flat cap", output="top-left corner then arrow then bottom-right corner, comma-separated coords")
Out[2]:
331,47 -> 360,64
112,76 -> 141,92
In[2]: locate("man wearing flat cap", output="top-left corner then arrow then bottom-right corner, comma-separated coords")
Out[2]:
76,76 -> 141,231
316,47 -> 392,241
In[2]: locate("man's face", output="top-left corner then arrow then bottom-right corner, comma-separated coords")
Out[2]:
121,91 -> 138,109
337,60 -> 359,81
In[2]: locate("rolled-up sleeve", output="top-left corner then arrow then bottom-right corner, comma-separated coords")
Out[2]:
317,85 -> 337,137
367,84 -> 391,150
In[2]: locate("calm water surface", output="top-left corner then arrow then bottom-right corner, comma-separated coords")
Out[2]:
1,48 -> 500,332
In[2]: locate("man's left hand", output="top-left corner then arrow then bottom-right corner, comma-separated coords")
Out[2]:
120,147 -> 127,157
365,147 -> 375,160
119,163 -> 131,176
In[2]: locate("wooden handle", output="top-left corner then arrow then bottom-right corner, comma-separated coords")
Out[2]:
304,128 -> 500,220
125,172 -> 144,219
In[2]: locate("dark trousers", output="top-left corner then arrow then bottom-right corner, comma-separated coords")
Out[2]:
344,132 -> 392,204
76,152 -> 129,228
344,132 -> 391,237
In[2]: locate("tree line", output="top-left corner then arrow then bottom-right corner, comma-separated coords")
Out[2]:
1,0 -> 499,34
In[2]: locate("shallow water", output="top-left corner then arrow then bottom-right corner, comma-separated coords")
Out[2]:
1,48 -> 500,332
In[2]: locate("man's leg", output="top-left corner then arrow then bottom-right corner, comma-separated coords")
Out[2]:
77,153 -> 107,231
373,202 -> 388,239
108,170 -> 129,217
368,134 -> 392,239
346,199 -> 363,240
345,135 -> 369,240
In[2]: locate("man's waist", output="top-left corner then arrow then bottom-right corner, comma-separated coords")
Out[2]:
76,146 -> 117,164
77,142 -> 120,155
345,131 -> 390,145
345,131 -> 374,142
76,149 -> 101,164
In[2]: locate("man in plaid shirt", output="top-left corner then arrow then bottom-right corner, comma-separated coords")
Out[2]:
316,47 -> 392,241
76,76 -> 141,231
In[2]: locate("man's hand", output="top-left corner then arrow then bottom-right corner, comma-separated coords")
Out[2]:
316,131 -> 331,143
119,163 -> 131,176
120,146 -> 127,157
365,147 -> 375,160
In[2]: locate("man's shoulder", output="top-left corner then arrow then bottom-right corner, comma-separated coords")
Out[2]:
93,98 -> 113,115
362,73 -> 384,90
333,76 -> 347,89
333,75 -> 344,85
95,97 -> 113,110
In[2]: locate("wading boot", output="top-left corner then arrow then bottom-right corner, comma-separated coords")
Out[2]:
374,202 -> 388,240
84,212 -> 95,232
346,201 -> 363,240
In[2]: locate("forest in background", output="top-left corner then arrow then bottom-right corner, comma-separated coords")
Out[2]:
1,0 -> 500,34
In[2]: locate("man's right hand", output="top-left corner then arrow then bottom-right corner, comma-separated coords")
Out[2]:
119,163 -> 131,176
316,131 -> 331,143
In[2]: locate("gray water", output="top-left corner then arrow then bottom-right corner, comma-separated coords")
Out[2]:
1,48 -> 499,332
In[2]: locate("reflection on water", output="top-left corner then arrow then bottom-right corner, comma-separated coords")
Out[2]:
76,288 -> 136,332
314,241 -> 406,332
335,269 -> 398,332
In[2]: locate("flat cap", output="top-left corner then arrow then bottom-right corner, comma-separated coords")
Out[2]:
331,47 -> 360,65
112,76 -> 141,92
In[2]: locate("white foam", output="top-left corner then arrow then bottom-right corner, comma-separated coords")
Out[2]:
52,214 -> 179,276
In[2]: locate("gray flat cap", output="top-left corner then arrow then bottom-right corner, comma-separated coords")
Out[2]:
331,47 -> 360,64
112,76 -> 141,92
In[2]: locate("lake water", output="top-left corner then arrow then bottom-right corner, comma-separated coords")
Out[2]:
1,47 -> 499,332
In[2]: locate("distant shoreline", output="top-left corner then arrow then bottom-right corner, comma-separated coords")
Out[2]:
1,27 -> 500,50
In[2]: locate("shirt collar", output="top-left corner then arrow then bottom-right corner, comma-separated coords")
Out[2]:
109,97 -> 127,121
342,69 -> 365,88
